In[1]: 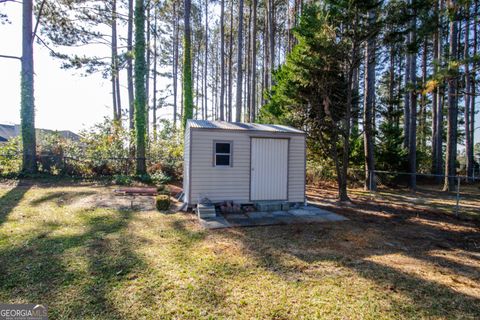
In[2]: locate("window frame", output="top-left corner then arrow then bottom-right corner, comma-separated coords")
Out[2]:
212,140 -> 233,167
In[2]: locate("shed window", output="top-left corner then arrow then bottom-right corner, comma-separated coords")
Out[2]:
214,142 -> 232,166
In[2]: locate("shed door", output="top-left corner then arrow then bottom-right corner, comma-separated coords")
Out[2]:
250,138 -> 288,201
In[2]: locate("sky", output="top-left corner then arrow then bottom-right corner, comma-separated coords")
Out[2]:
0,2 -> 172,134
0,2 -> 479,144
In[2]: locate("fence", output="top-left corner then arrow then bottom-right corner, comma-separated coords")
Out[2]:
364,170 -> 479,218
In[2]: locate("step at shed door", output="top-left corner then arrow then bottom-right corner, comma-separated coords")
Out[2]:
250,138 -> 288,201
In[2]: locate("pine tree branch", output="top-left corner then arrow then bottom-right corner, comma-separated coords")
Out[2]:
32,0 -> 46,43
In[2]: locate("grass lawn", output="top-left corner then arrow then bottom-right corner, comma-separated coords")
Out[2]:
0,180 -> 479,319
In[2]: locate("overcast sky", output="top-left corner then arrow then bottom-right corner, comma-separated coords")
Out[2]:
0,2 -> 479,144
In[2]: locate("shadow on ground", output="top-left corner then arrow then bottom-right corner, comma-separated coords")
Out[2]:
0,207 -> 145,319
0,183 -> 31,226
219,186 -> 480,318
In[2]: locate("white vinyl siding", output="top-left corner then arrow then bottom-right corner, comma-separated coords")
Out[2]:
186,128 -> 306,205
251,138 -> 288,200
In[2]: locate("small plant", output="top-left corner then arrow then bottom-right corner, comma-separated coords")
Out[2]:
156,194 -> 170,211
150,171 -> 171,184
113,174 -> 132,185
136,174 -> 152,184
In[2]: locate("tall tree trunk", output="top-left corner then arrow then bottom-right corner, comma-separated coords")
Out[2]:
235,0 -> 244,122
470,0 -> 478,178
182,0 -> 194,128
21,0 -> 36,173
250,0 -> 257,123
204,0 -> 208,120
145,4 -> 151,138
195,40 -> 200,119
404,34 -> 411,149
173,1 -> 179,128
214,40 -> 219,120
444,0 -> 459,191
220,0 -> 225,120
245,2 -> 251,122
388,45 -> 395,122
432,0 -> 440,176
111,0 -> 119,122
249,0 -> 258,122
363,9 -> 376,191
127,0 -> 134,137
127,0 -> 135,157
464,5 -> 473,180
134,0 -> 147,174
152,6 -> 158,141
408,6 -> 417,190
434,0 -> 444,180
419,37 -> 427,153
267,0 -> 275,88
227,1 -> 233,122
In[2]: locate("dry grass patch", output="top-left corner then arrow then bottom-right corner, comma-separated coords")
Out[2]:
0,181 -> 479,319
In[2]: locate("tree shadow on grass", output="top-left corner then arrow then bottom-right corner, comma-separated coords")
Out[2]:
0,208 -> 146,319
224,210 -> 480,318
29,191 -> 96,207
0,183 -> 31,226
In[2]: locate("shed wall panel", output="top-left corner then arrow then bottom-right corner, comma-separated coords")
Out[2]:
188,129 -> 305,204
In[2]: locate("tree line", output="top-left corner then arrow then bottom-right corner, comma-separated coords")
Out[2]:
2,0 -> 479,200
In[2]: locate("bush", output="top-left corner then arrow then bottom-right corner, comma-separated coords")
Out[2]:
0,137 -> 21,177
114,174 -> 133,185
156,195 -> 171,211
150,171 -> 171,184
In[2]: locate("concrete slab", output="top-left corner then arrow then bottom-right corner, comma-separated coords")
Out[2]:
224,213 -> 249,219
199,216 -> 231,229
289,209 -> 317,216
271,210 -> 291,217
247,211 -> 274,219
199,205 -> 347,229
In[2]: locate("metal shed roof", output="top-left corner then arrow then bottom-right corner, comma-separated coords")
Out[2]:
187,120 -> 304,134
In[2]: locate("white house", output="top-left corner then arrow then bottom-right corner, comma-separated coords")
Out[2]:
183,120 -> 306,207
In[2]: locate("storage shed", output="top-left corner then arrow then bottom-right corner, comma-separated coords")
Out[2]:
183,120 -> 306,207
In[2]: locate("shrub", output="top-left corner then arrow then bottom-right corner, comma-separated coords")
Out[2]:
136,174 -> 152,184
155,195 -> 171,211
114,174 -> 132,185
0,137 -> 21,177
150,171 -> 171,184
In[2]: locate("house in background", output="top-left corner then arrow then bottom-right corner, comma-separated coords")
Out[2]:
183,120 -> 306,208
0,124 -> 80,143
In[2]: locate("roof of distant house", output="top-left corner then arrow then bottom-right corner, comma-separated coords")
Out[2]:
0,124 -> 81,142
187,120 -> 304,134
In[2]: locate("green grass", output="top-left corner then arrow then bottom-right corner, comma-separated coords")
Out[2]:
0,182 -> 479,319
